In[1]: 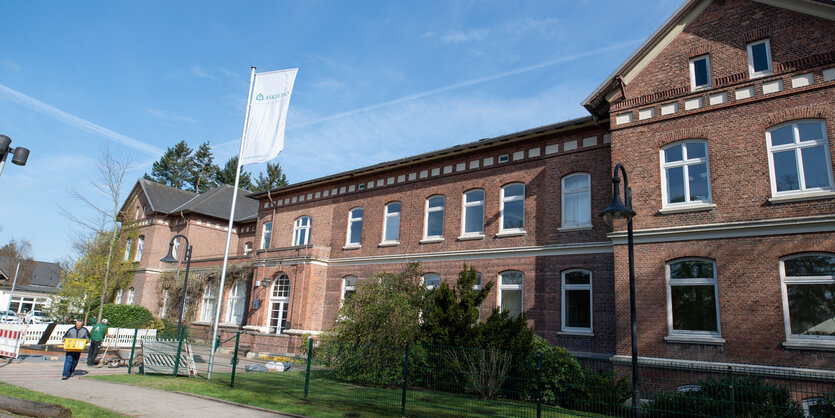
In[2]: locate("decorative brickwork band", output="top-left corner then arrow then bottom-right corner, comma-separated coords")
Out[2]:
743,27 -> 770,43
773,50 -> 835,74
611,86 -> 687,111
655,128 -> 711,148
761,106 -> 831,130
688,44 -> 711,58
714,72 -> 747,88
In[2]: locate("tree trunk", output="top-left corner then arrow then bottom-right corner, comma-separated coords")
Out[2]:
0,395 -> 72,417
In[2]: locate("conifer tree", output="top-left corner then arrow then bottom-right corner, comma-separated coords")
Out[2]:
215,156 -> 253,191
189,142 -> 219,193
253,161 -> 289,192
146,141 -> 193,189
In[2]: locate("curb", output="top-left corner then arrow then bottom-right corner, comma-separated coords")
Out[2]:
171,391 -> 307,418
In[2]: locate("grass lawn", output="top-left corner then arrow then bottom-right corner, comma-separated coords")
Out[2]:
92,370 -> 595,417
0,382 -> 125,417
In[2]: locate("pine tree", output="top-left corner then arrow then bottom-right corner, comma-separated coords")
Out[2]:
253,162 -> 289,192
189,142 -> 219,193
215,156 -> 253,191
147,141 -> 193,189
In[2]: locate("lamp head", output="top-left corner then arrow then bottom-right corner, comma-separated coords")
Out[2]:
0,135 -> 10,152
599,176 -> 635,228
160,241 -> 178,263
11,147 -> 29,166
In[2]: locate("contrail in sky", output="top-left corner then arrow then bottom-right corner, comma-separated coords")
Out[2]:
0,83 -> 163,156
289,39 -> 642,129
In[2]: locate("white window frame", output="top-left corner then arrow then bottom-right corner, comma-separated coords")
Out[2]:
341,276 -> 357,305
498,271 -> 524,317
423,195 -> 445,240
561,173 -> 592,229
346,208 -> 363,247
200,283 -> 218,322
114,288 -> 123,304
500,183 -> 525,233
127,287 -> 135,305
244,242 -> 253,256
172,239 -> 180,260
461,189 -> 485,237
689,54 -> 711,91
269,273 -> 291,334
561,269 -> 593,334
261,221 -> 273,249
802,397 -> 825,417
766,120 -> 834,197
225,281 -> 247,324
160,289 -> 169,318
124,238 -> 132,262
422,273 -> 441,290
660,140 -> 713,208
746,38 -> 773,78
292,216 -> 311,246
134,236 -> 144,262
381,202 -> 401,244
779,253 -> 835,345
665,258 -> 722,339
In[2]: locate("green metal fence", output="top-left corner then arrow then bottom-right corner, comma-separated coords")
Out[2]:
126,331 -> 835,417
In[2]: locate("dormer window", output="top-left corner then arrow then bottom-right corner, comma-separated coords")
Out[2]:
747,39 -> 773,78
689,55 -> 711,91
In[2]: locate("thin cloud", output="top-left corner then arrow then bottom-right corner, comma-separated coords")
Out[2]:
290,39 -> 641,130
145,108 -> 198,123
441,29 -> 488,44
0,60 -> 21,71
0,83 -> 163,156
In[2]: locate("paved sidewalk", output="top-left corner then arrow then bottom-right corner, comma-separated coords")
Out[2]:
0,358 -> 285,417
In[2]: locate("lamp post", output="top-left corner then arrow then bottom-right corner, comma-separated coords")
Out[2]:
599,163 -> 640,416
160,235 -> 193,342
0,135 -> 31,179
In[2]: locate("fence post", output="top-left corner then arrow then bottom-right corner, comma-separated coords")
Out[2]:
127,328 -> 138,374
230,331 -> 241,387
172,326 -> 185,378
536,352 -> 543,418
304,337 -> 313,399
400,342 -> 410,416
728,366 -> 735,418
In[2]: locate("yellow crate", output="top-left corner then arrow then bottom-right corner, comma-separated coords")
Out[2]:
64,338 -> 87,352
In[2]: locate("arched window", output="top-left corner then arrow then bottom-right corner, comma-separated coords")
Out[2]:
269,273 -> 291,334
225,281 -> 247,324
346,208 -> 363,247
462,189 -> 485,236
780,253 -> 835,343
382,202 -> 401,244
127,287 -> 135,305
200,283 -> 218,322
114,288 -> 123,304
293,216 -> 311,246
500,183 -> 525,233
342,276 -> 357,303
666,259 -> 721,338
562,269 -> 592,333
766,120 -> 833,197
134,236 -> 144,262
561,173 -> 591,229
498,271 -> 523,317
660,140 -> 712,207
422,273 -> 441,290
423,195 -> 445,240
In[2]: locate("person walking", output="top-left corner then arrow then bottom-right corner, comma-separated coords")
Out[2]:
62,318 -> 90,380
87,318 -> 108,366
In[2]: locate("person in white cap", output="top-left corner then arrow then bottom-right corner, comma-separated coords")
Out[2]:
87,318 -> 109,366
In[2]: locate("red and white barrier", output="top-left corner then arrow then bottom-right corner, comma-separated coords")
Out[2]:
0,325 -> 27,359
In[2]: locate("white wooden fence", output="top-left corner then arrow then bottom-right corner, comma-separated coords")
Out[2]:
3,324 -> 157,348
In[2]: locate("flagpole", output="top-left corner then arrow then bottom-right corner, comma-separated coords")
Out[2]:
207,66 -> 256,380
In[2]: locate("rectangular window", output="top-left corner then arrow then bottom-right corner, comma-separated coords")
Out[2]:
225,281 -> 247,324
244,242 -> 252,256
781,254 -> 835,343
562,174 -> 591,228
134,236 -> 144,262
423,273 -> 441,290
661,141 -> 712,206
124,238 -> 132,262
382,202 -> 401,243
160,289 -> 169,318
462,190 -> 485,235
127,287 -> 135,305
424,196 -> 445,239
201,284 -> 218,322
293,216 -> 311,246
747,39 -> 772,78
261,222 -> 273,249
689,55 -> 711,90
767,120 -> 834,196
499,271 -> 523,317
562,270 -> 592,333
342,276 -> 357,303
500,184 -> 525,232
347,208 -> 363,246
114,289 -> 123,304
666,259 -> 721,337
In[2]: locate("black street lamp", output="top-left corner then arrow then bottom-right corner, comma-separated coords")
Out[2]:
599,163 -> 640,416
160,235 -> 193,343
0,135 -> 31,179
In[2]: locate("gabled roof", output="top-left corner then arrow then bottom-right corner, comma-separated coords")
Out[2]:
137,178 -> 197,213
581,0 -> 835,118
0,256 -> 62,289
169,184 -> 259,222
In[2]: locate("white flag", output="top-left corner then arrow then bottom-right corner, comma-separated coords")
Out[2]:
239,68 -> 298,166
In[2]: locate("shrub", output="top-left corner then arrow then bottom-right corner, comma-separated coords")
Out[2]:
157,317 -> 189,339
644,375 -> 804,418
527,335 -> 586,405
100,304 -> 156,329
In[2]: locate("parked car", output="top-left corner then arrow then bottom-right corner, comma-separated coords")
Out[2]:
0,310 -> 18,323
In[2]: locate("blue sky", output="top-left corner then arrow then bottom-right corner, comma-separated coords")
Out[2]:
0,0 -> 682,262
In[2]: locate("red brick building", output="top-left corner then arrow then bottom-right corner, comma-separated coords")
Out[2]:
119,0 -> 834,381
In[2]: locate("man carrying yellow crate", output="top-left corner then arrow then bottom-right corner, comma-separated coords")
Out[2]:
61,318 -> 90,380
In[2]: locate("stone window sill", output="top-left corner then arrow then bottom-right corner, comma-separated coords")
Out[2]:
495,230 -> 526,238
378,241 -> 399,248
782,340 -> 835,351
457,234 -> 485,241
558,330 -> 594,337
768,191 -> 835,204
419,237 -> 444,244
342,244 -> 361,250
658,203 -> 716,214
558,225 -> 592,232
664,335 -> 725,345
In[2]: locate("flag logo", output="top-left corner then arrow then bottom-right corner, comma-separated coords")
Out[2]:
256,93 -> 264,101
